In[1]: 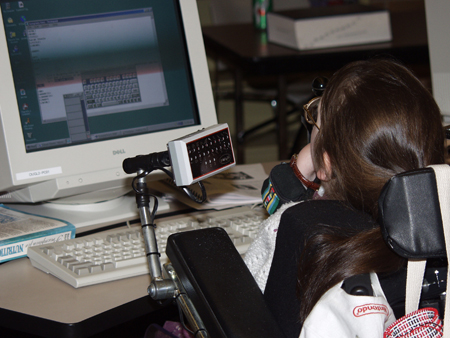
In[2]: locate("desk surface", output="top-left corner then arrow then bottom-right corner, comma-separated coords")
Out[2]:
0,163 -> 275,338
202,3 -> 428,76
1,254 -> 151,324
0,225 -> 168,338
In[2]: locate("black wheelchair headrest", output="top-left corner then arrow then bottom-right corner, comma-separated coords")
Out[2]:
378,167 -> 446,259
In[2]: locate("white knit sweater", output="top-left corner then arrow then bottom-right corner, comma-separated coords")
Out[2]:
244,201 -> 299,292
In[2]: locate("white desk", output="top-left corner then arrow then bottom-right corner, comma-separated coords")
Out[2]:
0,225 -> 174,338
0,162 -> 275,337
0,202 -> 192,337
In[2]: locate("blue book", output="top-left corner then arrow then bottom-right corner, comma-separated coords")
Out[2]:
0,204 -> 76,263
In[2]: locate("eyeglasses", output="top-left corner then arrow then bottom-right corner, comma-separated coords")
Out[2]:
303,96 -> 321,131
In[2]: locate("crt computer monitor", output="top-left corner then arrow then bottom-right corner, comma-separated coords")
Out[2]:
0,0 -> 217,230
425,0 -> 450,124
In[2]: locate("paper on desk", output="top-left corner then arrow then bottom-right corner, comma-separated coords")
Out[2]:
151,163 -> 267,210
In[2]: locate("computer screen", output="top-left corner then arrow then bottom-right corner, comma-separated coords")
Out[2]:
425,0 -> 450,124
0,0 -> 217,229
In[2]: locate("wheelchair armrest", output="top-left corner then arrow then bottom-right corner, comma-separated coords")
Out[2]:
378,167 -> 446,259
166,227 -> 286,338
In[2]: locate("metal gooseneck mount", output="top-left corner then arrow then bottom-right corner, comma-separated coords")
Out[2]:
123,151 -> 209,337
123,151 -> 176,299
134,169 -> 176,300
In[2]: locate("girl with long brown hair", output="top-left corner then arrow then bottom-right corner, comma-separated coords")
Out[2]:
245,58 -> 446,338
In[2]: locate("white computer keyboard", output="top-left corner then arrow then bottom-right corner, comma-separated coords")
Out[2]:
27,206 -> 268,288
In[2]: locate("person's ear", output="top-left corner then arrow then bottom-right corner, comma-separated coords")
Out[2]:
317,152 -> 331,181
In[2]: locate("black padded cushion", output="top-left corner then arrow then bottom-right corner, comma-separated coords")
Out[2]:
378,167 -> 446,259
263,162 -> 307,202
166,227 -> 286,338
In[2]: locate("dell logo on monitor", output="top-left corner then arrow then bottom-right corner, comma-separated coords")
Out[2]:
113,149 -> 126,155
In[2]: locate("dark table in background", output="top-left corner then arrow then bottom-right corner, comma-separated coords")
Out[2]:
202,1 -> 429,162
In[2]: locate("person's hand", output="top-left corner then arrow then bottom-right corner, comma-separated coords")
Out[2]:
296,144 -> 316,181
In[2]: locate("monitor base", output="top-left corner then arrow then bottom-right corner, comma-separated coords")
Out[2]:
5,193 -> 170,233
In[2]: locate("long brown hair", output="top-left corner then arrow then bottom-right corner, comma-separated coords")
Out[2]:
298,59 -> 446,322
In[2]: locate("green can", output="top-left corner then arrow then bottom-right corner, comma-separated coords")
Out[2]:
253,0 -> 272,30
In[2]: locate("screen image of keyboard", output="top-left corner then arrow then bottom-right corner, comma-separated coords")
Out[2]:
83,70 -> 142,109
27,206 -> 268,288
